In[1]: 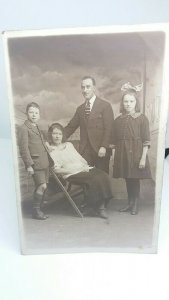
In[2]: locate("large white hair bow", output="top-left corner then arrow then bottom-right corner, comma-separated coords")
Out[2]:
121,82 -> 143,92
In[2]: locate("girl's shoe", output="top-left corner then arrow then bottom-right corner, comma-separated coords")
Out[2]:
130,198 -> 138,215
119,205 -> 131,212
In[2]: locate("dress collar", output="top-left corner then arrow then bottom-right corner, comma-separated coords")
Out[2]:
120,112 -> 141,119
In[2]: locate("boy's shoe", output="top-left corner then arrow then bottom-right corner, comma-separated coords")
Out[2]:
32,210 -> 49,220
33,193 -> 49,220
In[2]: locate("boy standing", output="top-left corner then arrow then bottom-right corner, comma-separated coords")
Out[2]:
19,102 -> 49,220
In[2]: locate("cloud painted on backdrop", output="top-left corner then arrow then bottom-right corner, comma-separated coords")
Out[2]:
9,32 -> 151,124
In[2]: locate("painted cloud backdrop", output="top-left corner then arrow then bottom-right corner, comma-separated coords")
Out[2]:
8,32 -> 163,128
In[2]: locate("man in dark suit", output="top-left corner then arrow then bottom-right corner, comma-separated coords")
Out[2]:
65,76 -> 114,173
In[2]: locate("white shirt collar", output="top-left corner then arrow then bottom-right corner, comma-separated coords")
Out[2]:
87,94 -> 96,109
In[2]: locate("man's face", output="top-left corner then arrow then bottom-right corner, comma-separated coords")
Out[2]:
81,78 -> 95,100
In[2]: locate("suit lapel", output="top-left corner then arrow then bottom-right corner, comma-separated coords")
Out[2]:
24,120 -> 50,155
81,102 -> 88,125
36,125 -> 49,152
80,97 -> 101,124
24,120 -> 40,136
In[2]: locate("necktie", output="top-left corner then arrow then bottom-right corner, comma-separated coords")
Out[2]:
85,100 -> 91,118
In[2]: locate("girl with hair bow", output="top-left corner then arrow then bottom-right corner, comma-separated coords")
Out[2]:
112,82 -> 151,215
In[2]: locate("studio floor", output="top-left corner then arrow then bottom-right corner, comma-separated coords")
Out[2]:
21,178 -> 155,254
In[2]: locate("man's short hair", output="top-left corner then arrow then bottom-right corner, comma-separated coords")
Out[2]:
81,76 -> 96,86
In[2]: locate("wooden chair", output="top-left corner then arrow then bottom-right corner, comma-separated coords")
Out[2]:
67,179 -> 88,209
44,140 -> 89,218
45,169 -> 84,218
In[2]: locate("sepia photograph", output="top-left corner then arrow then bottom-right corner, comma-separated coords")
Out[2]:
3,25 -> 169,254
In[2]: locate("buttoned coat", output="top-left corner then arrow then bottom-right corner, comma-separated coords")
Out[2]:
113,113 -> 151,179
19,120 -> 49,170
65,97 -> 114,154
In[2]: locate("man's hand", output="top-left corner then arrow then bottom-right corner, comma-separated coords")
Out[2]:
27,166 -> 34,175
98,147 -> 106,157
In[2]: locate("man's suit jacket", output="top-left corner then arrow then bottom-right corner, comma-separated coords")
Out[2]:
65,97 -> 114,154
19,120 -> 49,170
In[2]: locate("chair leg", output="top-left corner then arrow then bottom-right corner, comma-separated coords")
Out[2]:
83,185 -> 88,205
67,181 -> 88,212
67,182 -> 72,193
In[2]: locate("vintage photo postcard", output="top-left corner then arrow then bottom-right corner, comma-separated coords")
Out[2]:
3,24 -> 169,254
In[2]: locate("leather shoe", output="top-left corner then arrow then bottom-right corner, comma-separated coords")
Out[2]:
119,205 -> 131,212
32,210 -> 49,220
130,198 -> 138,215
97,209 -> 108,219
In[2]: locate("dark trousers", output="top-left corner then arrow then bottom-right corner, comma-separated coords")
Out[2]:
81,141 -> 111,174
125,178 -> 140,200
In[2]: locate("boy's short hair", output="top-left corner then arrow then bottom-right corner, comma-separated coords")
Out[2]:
26,102 -> 40,113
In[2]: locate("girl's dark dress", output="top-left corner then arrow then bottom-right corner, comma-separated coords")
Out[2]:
113,112 -> 151,179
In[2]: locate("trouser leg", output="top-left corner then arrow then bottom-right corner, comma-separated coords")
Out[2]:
81,141 -> 110,174
81,142 -> 95,167
95,155 -> 110,174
